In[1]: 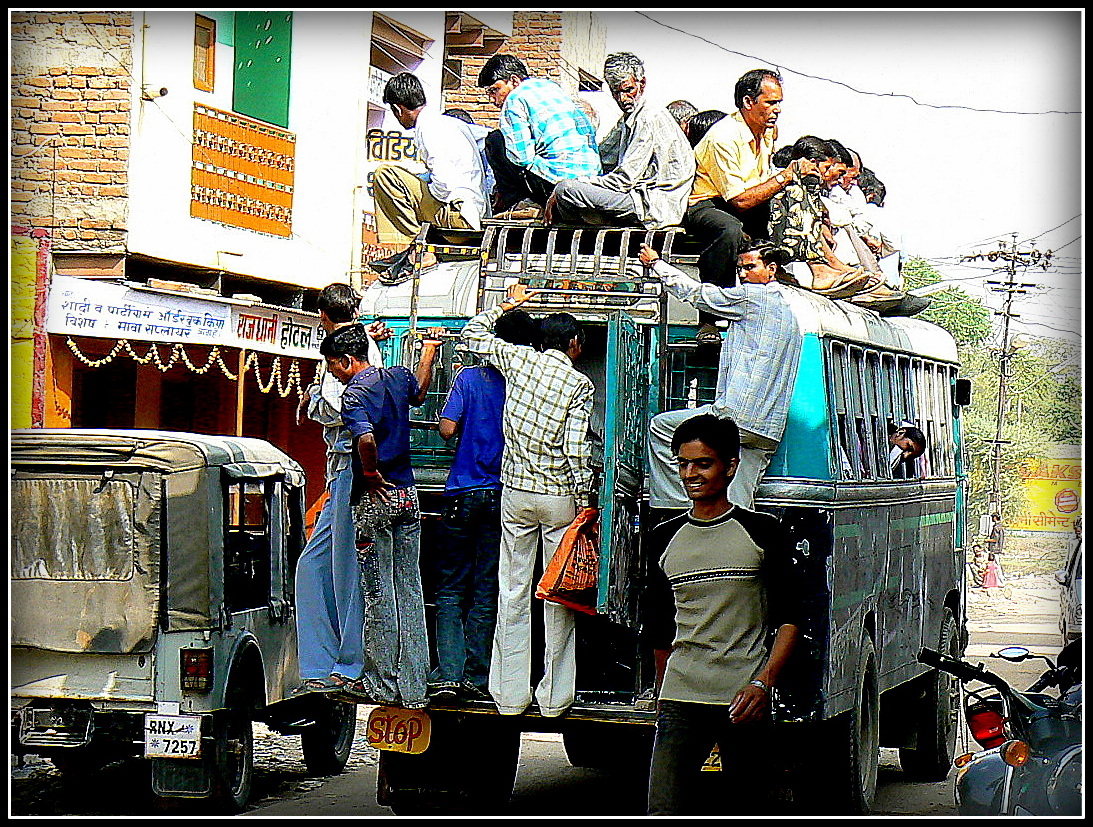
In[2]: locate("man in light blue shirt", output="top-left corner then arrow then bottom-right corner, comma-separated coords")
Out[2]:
640,240 -> 803,510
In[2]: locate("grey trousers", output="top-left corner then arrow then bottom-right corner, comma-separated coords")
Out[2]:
550,179 -> 641,227
648,405 -> 779,510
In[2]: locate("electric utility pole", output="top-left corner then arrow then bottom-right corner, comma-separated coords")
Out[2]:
962,234 -> 1052,519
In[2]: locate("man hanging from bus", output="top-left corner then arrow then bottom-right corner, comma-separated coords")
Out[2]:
641,413 -> 804,815
639,240 -> 803,512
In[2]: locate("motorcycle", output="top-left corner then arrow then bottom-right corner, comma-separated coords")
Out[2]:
917,637 -> 1082,816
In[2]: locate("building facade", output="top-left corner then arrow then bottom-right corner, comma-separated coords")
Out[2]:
10,10 -> 606,519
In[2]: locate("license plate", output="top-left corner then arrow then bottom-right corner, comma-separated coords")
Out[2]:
144,714 -> 203,759
366,706 -> 431,754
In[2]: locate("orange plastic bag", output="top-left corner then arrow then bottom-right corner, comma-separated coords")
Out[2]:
536,507 -> 600,615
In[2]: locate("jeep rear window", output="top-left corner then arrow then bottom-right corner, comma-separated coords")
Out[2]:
11,477 -> 135,580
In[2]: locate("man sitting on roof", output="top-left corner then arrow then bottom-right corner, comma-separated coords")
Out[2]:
684,69 -> 800,344
767,136 -> 928,316
369,73 -> 491,284
544,52 -> 695,230
477,54 -> 600,217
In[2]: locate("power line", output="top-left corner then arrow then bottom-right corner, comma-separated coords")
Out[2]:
634,12 -> 1081,117
1019,215 -> 1081,243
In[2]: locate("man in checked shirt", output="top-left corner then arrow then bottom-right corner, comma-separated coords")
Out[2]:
461,283 -> 595,718
477,53 -> 601,214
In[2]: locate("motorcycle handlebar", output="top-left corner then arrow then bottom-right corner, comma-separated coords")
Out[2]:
918,647 -> 1010,692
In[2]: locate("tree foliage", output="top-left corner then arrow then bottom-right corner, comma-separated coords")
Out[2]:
901,258 -> 1081,522
902,257 -> 992,346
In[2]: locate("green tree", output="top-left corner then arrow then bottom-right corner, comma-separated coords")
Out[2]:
902,257 -> 992,346
899,258 -> 1080,523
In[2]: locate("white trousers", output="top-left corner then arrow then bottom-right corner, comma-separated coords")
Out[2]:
648,405 -> 779,510
489,488 -> 577,716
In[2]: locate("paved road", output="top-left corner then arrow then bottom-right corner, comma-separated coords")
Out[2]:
247,578 -> 1064,817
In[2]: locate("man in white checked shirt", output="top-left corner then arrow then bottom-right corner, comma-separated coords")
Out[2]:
640,240 -> 803,511
461,284 -> 595,718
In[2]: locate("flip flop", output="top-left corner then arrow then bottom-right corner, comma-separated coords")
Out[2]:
291,678 -> 338,697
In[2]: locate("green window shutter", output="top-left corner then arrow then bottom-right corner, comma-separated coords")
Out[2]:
233,11 -> 292,128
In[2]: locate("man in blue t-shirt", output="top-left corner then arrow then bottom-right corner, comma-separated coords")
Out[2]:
429,310 -> 541,703
320,323 -> 443,709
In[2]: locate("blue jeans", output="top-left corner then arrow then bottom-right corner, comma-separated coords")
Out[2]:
353,486 -> 428,708
647,700 -> 768,815
294,464 -> 364,680
430,488 -> 501,689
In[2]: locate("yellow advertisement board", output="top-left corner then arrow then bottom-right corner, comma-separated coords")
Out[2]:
1011,447 -> 1082,533
11,234 -> 39,429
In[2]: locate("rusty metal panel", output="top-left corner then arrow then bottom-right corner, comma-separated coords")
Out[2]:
191,103 -> 295,237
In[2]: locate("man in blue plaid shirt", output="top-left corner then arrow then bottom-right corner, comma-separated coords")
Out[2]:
478,54 -> 600,212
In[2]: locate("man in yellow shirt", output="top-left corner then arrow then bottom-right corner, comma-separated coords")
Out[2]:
685,69 -> 800,342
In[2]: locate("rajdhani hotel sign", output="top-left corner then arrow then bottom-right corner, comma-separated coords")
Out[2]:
46,275 -> 323,360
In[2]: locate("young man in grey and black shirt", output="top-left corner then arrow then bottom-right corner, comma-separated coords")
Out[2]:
642,413 -> 806,815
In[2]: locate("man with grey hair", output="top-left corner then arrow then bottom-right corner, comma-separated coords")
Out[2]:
544,52 -> 695,229
666,99 -> 698,134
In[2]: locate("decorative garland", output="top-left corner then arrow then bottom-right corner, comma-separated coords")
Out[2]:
65,337 -> 315,399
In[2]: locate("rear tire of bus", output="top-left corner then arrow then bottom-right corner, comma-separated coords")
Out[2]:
828,634 -> 880,815
899,609 -> 960,781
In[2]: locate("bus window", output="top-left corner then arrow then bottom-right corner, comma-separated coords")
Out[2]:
828,342 -> 855,480
849,347 -> 872,478
866,352 -> 886,477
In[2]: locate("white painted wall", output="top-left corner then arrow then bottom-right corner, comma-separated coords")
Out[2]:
126,10 -> 445,292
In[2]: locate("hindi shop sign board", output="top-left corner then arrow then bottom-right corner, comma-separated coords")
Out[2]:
47,275 -> 324,360
1010,446 -> 1083,534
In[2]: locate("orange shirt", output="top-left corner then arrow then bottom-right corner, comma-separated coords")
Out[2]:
690,110 -> 775,206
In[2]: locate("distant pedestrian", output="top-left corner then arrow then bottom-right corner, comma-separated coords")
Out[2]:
982,552 -> 1002,590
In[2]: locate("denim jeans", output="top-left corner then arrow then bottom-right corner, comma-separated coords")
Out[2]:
294,463 -> 364,680
353,486 -> 428,708
429,487 -> 502,690
647,699 -> 769,815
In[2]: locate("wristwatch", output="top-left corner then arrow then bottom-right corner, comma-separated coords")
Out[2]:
749,678 -> 769,692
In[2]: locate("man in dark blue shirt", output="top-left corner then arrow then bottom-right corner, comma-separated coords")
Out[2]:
429,310 -> 540,702
320,323 -> 443,709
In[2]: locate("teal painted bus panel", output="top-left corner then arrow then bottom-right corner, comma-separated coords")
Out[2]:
767,333 -> 831,480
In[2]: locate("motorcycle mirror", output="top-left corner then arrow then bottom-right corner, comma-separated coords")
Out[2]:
992,646 -> 1031,662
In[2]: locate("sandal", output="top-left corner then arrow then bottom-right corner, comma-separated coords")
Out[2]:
291,678 -> 338,696
694,324 -> 722,346
336,678 -> 379,704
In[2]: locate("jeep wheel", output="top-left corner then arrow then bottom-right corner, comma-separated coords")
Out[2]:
301,699 -> 356,776
209,692 -> 254,813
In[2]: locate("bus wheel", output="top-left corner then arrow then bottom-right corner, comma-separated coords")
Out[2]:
301,698 -> 356,776
829,635 -> 879,814
562,721 -> 654,771
899,609 -> 960,781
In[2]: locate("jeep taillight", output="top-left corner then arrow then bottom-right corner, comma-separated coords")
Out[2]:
181,648 -> 214,692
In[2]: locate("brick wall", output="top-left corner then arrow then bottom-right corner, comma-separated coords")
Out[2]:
443,11 -> 580,129
10,11 -> 132,251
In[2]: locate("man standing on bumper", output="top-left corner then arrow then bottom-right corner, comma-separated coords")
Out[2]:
643,414 -> 803,815
461,283 -> 595,718
322,324 -> 443,709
